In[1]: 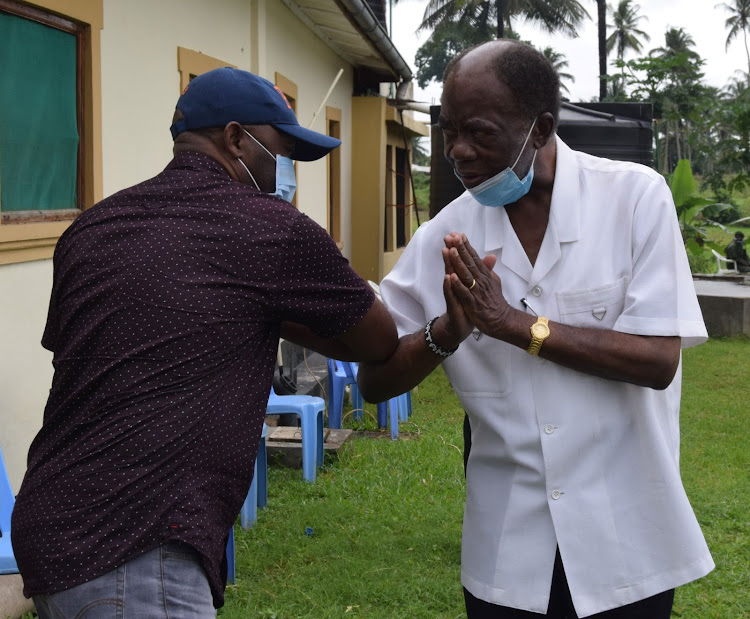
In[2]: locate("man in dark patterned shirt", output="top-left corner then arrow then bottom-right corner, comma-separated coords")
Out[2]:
12,68 -> 397,618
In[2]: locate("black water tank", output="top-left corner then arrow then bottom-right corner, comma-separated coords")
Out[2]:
557,101 -> 653,167
429,105 -> 465,219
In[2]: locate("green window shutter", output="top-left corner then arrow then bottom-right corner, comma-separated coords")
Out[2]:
0,10 -> 79,212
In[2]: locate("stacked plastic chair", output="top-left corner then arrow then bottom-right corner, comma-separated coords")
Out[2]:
327,359 -> 403,440
0,446 -> 18,575
266,388 -> 325,482
327,358 -> 363,428
397,391 -> 413,422
228,423 -> 270,582
226,527 -> 236,584
241,423 -> 268,529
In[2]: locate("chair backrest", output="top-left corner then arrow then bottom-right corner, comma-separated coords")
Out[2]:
712,249 -> 738,274
0,446 -> 15,535
341,361 -> 358,379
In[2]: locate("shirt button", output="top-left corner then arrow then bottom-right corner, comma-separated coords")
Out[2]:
551,490 -> 562,500
544,424 -> 555,435
531,286 -> 542,297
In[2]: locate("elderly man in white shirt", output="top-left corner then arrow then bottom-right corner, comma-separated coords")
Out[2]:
357,40 -> 713,619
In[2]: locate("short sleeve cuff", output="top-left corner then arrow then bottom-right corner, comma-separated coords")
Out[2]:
613,315 -> 708,349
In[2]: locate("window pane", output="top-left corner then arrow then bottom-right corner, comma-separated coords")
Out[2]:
0,10 -> 78,212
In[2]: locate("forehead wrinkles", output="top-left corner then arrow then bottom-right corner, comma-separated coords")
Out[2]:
442,67 -> 516,128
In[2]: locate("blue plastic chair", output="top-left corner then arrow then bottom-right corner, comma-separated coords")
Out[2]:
326,358 -> 363,428
241,423 -> 268,529
376,399 -> 400,440
226,526 -> 236,584
266,388 -> 325,483
397,391 -> 413,422
328,359 -> 403,439
0,446 -> 18,575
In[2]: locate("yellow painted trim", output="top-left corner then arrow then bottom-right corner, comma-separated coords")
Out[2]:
326,106 -> 342,244
0,0 -> 102,265
386,105 -> 429,137
274,73 -> 298,208
350,97 -> 386,281
36,0 -> 102,28
177,47 -> 236,93
383,247 -> 405,277
274,72 -> 298,105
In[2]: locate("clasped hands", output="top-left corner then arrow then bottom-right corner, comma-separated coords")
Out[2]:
439,232 -> 514,347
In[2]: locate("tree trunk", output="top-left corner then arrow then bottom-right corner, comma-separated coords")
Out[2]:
597,0 -> 607,101
496,0 -> 506,38
675,119 -> 682,161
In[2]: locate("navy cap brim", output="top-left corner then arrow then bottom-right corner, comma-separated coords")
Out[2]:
272,122 -> 341,161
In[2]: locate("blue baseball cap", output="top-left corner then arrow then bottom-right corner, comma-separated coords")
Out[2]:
170,67 -> 341,161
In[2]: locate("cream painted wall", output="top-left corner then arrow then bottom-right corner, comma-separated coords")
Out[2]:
0,261 -> 54,491
100,0 -> 251,197
0,0 -> 365,490
263,1 -> 355,254
99,0 -> 356,255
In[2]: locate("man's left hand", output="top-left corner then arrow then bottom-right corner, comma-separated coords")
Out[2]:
444,233 -> 511,339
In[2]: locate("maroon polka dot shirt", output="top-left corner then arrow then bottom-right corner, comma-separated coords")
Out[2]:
11,151 -> 374,607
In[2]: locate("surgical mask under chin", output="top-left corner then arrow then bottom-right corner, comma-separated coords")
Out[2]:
457,119 -> 537,208
237,129 -> 297,203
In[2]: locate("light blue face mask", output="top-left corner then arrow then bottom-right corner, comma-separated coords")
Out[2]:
456,119 -> 537,208
237,129 -> 297,203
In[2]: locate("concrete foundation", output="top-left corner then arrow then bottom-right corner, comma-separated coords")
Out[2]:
0,575 -> 34,619
693,276 -> 750,338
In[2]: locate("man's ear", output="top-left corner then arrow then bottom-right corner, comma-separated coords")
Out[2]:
223,122 -> 245,158
533,112 -> 556,149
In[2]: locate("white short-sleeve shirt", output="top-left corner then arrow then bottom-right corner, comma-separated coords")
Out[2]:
380,137 -> 714,617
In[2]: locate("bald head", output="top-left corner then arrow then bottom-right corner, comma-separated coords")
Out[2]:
444,40 -> 561,129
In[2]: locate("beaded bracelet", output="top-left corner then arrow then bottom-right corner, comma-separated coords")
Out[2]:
424,316 -> 459,358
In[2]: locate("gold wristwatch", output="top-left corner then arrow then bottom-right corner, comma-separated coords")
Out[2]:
527,317 -> 550,356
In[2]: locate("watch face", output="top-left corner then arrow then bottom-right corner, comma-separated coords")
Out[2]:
532,323 -> 550,338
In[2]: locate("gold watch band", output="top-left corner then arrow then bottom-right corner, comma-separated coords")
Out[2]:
527,317 -> 550,356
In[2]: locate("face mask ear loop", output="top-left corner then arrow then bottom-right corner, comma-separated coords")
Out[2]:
236,157 -> 261,191
243,129 -> 275,160
511,118 -> 537,171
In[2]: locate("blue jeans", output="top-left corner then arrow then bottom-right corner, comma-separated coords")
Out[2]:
33,541 -> 217,618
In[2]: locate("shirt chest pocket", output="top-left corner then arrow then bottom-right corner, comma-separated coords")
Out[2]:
444,335 -> 511,398
556,276 -> 629,330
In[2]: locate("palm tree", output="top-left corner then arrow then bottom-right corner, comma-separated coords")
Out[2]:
717,0 -> 750,76
542,46 -> 575,95
606,0 -> 649,74
412,0 -> 590,40
651,27 -> 699,61
597,0 -> 607,101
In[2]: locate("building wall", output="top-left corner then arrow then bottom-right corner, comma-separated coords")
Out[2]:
0,0 -> 358,489
0,261 -> 54,491
263,0 -> 355,248
100,0 -> 252,197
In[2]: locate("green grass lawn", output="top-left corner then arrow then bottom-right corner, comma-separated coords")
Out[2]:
221,339 -> 750,618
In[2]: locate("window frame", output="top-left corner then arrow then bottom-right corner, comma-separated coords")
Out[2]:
177,46 -> 236,94
274,72 -> 298,208
0,0 -> 102,266
326,106 -> 342,248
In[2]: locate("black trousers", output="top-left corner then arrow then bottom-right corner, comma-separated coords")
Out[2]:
464,550 -> 674,619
